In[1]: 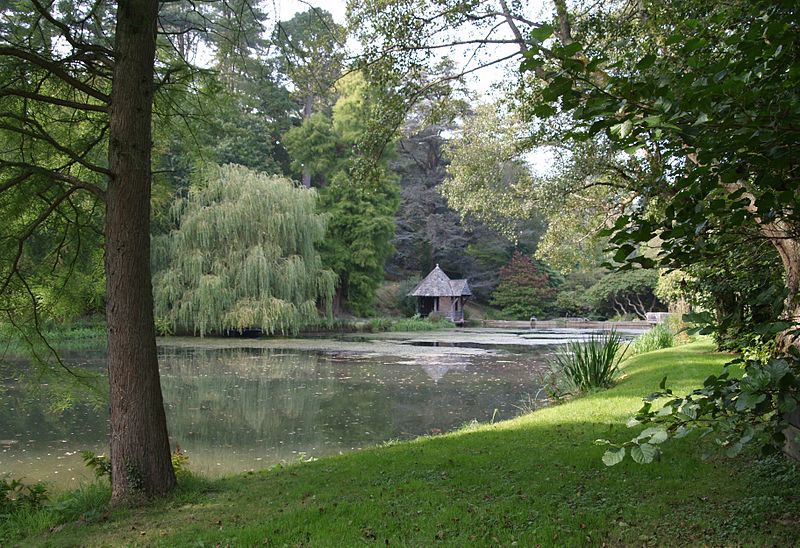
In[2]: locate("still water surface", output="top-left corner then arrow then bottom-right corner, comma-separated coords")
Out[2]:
0,328 -> 627,489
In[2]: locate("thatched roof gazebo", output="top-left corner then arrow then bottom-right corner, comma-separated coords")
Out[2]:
408,265 -> 471,324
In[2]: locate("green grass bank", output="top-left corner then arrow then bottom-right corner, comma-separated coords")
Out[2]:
11,340 -> 800,546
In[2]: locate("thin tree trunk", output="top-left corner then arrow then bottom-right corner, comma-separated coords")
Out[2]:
302,93 -> 313,188
106,0 -> 176,502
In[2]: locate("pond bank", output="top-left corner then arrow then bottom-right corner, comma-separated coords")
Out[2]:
2,328 -> 569,490
482,319 -> 652,330
11,340 -> 800,546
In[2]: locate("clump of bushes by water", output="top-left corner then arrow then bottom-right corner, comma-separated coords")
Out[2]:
547,330 -> 627,396
391,315 -> 454,332
337,315 -> 454,333
629,323 -> 675,355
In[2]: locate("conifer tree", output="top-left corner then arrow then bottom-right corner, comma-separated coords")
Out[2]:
283,73 -> 400,315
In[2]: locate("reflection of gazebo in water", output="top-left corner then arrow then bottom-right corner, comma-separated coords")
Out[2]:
422,363 -> 467,383
408,265 -> 471,324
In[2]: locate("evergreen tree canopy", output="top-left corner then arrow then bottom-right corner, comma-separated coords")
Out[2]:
153,165 -> 336,335
283,73 -> 400,315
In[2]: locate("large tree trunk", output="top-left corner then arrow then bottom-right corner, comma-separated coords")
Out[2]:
776,238 -> 800,354
722,183 -> 800,352
106,0 -> 176,501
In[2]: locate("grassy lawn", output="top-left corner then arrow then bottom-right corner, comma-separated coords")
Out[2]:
10,340 -> 800,546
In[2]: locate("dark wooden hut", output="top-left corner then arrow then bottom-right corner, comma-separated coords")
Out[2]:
408,265 -> 471,324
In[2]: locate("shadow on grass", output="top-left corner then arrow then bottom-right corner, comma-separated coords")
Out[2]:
35,422 -> 800,547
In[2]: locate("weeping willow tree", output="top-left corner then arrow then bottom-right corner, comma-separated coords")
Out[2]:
153,164 -> 336,335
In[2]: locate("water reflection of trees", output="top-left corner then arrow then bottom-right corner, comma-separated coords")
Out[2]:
0,358 -> 108,445
161,348 -> 330,446
156,347 -> 538,455
3,345 -> 549,481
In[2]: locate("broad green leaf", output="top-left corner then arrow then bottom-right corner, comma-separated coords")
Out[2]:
636,54 -> 656,70
724,441 -> 743,458
602,446 -> 626,466
630,443 -> 658,464
657,405 -> 674,417
735,392 -> 766,411
530,24 -> 553,42
649,429 -> 669,444
561,42 -> 582,57
644,115 -> 662,126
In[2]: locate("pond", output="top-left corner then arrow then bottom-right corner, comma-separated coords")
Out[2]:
0,327 -> 641,489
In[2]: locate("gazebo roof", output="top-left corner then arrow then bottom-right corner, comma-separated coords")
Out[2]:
409,265 -> 472,297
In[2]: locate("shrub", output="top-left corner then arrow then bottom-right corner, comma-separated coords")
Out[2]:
427,311 -> 445,322
81,447 -> 191,481
390,315 -> 454,332
367,318 -> 393,332
630,323 -> 675,355
489,252 -> 557,320
1,477 -> 48,517
547,330 -> 627,395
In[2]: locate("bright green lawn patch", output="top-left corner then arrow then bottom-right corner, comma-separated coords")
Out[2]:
16,341 -> 800,546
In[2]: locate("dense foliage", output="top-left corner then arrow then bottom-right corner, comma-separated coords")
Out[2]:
490,252 -> 557,320
348,0 -> 799,460
283,74 -> 401,315
523,0 -> 800,460
523,0 -> 799,339
388,125 -> 544,301
153,165 -> 336,335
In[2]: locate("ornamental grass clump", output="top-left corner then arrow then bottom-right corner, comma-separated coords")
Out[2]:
630,323 -> 675,355
548,330 -> 627,396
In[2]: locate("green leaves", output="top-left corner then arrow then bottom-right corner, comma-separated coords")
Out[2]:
152,165 -> 336,335
636,54 -> 657,71
529,23 -> 553,43
598,428 -> 666,466
603,352 -> 800,466
601,446 -> 625,466
630,443 -> 658,464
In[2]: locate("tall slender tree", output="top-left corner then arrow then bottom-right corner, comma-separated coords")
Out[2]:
0,0 -> 222,501
105,0 -> 176,500
273,8 -> 346,187
283,73 -> 400,314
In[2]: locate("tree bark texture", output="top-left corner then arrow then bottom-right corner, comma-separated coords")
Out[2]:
106,0 -> 176,501
722,184 -> 800,352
